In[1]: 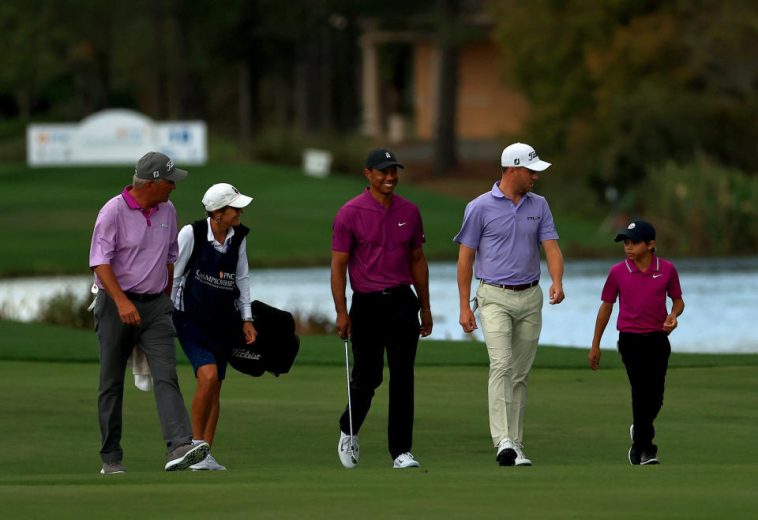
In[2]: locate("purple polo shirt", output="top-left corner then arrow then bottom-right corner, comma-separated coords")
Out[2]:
89,186 -> 179,294
601,255 -> 683,334
453,182 -> 559,285
332,189 -> 425,293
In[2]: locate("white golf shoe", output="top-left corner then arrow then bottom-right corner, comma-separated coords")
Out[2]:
337,431 -> 360,469
190,452 -> 226,471
393,452 -> 420,469
513,442 -> 533,466
496,439 -> 531,466
496,439 -> 516,466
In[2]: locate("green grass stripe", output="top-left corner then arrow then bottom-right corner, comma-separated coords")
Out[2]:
0,361 -> 756,518
2,319 -> 758,368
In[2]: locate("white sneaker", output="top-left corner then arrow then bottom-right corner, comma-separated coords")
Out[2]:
513,442 -> 532,466
393,452 -> 420,469
496,439 -> 516,466
337,431 -> 359,469
190,452 -> 226,471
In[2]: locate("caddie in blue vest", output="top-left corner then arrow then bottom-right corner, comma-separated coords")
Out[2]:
171,183 -> 256,471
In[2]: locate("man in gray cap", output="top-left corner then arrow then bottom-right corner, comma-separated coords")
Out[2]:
89,151 -> 209,474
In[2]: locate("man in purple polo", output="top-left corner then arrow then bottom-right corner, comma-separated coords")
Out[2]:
332,148 -> 432,470
89,151 -> 209,474
455,142 -> 565,467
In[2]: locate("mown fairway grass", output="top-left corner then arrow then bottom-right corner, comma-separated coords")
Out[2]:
1,320 -> 757,519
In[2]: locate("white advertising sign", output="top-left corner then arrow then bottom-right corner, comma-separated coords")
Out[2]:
302,148 -> 333,178
27,109 -> 207,166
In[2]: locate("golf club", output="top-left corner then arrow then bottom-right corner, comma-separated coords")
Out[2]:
343,338 -> 357,464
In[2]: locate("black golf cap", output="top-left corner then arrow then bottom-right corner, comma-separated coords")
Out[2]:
366,148 -> 404,171
614,220 -> 656,242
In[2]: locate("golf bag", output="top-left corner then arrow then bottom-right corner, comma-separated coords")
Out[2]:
228,300 -> 300,377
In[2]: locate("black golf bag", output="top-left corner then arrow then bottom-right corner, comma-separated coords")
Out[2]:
228,300 -> 300,377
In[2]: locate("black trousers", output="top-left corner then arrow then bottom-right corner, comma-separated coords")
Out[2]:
339,286 -> 420,459
618,332 -> 671,454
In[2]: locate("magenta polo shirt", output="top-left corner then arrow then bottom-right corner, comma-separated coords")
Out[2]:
89,186 -> 179,294
454,183 -> 559,285
332,189 -> 425,293
601,255 -> 683,334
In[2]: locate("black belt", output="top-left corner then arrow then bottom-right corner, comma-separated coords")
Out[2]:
124,291 -> 163,302
354,285 -> 413,297
481,280 -> 539,291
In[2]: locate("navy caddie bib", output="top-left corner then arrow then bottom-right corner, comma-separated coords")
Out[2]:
182,219 -> 249,336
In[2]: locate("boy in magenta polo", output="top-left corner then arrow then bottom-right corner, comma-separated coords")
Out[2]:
589,220 -> 685,465
332,148 -> 433,470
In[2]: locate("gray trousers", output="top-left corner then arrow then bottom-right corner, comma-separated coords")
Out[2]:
94,291 -> 192,463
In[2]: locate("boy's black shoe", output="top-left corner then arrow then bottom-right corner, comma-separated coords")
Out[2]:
628,445 -> 641,465
640,451 -> 659,465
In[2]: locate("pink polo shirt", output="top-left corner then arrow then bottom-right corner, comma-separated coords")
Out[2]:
332,189 -> 425,293
601,255 -> 683,334
89,186 -> 178,294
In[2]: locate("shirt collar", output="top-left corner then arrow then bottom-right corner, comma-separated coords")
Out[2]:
121,186 -> 141,209
362,187 -> 393,209
121,186 -> 159,217
624,254 -> 660,273
205,216 -> 234,245
490,182 -> 532,202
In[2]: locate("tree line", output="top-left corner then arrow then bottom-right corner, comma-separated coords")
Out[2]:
1,0 -> 755,254
491,0 -> 756,188
491,0 -> 756,254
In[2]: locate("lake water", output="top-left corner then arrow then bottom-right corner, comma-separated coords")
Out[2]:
1,258 -> 756,353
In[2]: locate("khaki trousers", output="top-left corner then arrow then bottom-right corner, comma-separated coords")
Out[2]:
476,283 -> 543,446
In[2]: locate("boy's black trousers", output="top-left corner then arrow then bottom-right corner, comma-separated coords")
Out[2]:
618,332 -> 671,454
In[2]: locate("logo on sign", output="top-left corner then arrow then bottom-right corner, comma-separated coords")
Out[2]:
169,129 -> 191,143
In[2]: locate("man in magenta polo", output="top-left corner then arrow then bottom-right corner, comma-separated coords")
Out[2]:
89,151 -> 209,474
331,148 -> 433,469
455,142 -> 565,467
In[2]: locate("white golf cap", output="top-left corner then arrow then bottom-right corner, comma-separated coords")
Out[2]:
202,183 -> 253,212
500,142 -> 551,172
